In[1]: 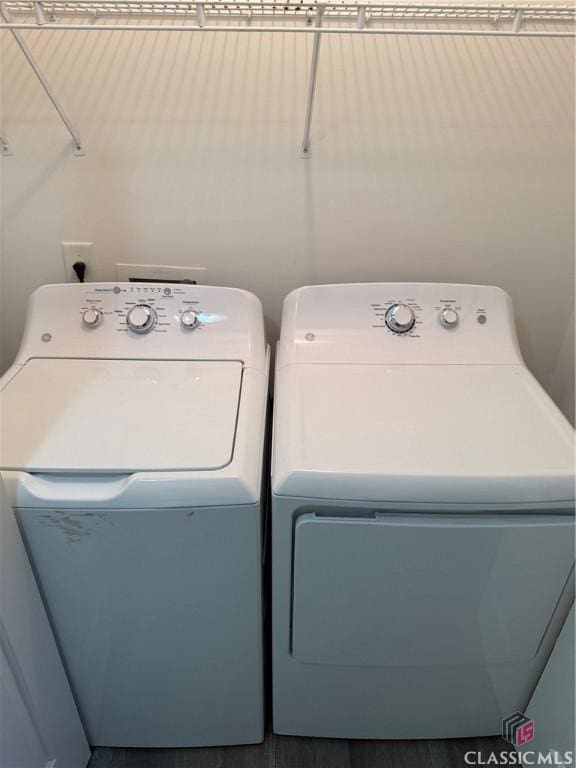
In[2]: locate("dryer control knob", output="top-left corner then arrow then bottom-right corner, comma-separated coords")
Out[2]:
127,304 -> 157,334
385,303 -> 416,334
180,309 -> 200,330
82,307 -> 103,328
439,307 -> 459,329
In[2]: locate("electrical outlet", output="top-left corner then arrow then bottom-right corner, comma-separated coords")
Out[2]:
115,264 -> 207,284
62,242 -> 97,283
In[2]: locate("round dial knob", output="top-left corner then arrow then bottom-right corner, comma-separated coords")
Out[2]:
126,304 -> 157,334
385,303 -> 416,334
180,309 -> 200,330
82,307 -> 103,328
439,307 -> 459,329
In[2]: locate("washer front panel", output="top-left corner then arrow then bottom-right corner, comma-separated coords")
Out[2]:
17,502 -> 264,746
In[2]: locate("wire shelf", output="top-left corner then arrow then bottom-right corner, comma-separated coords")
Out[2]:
1,0 -> 573,158
3,0 -> 575,25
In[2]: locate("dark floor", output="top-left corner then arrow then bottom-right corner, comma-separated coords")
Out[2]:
88,731 -> 513,768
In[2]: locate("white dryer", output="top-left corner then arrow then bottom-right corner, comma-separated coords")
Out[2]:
271,283 -> 575,740
0,282 -> 269,747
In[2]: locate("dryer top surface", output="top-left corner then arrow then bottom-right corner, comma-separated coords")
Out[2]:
272,363 -> 575,506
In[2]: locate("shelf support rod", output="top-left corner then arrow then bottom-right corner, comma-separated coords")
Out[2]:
512,9 -> 523,33
0,132 -> 13,155
357,5 -> 367,30
300,2 -> 326,159
196,2 -> 206,28
33,1 -> 46,25
0,4 -> 84,154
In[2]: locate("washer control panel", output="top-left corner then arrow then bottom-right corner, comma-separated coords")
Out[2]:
278,283 -> 523,366
16,283 -> 267,367
77,284 -> 206,336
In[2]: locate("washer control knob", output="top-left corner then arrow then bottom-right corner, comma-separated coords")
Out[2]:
82,307 -> 103,328
180,309 -> 200,330
385,303 -> 416,334
439,307 -> 459,329
127,304 -> 157,334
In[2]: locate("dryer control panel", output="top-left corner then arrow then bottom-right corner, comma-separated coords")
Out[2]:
278,283 -> 524,366
14,283 -> 266,369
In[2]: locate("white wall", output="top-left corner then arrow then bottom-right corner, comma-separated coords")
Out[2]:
1,22 -> 574,417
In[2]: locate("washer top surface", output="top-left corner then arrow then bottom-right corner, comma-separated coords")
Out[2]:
1,358 -> 242,473
272,283 -> 575,506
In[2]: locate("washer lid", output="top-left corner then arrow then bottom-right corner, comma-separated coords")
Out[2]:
272,364 -> 575,505
1,359 -> 243,473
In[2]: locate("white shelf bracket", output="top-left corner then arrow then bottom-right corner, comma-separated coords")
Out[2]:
357,5 -> 367,30
0,3 -> 84,154
0,132 -> 13,155
300,2 -> 326,159
33,1 -> 46,25
196,2 -> 206,28
512,9 -> 524,33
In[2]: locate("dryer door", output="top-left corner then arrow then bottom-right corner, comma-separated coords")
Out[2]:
291,513 -> 574,667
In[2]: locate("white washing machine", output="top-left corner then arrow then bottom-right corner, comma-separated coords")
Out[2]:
0,282 -> 269,748
271,282 -> 575,740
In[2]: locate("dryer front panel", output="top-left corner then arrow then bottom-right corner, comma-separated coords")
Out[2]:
291,513 -> 574,667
